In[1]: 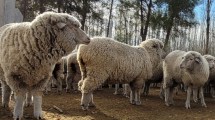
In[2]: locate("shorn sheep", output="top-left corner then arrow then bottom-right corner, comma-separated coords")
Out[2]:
163,50 -> 210,109
0,12 -> 90,119
77,37 -> 164,110
66,50 -> 81,92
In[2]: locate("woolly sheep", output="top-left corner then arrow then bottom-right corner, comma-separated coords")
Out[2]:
203,55 -> 215,97
0,12 -> 90,119
163,50 -> 210,109
66,50 -> 81,92
77,37 -> 164,110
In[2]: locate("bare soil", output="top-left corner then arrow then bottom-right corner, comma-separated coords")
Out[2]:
1,87 -> 215,120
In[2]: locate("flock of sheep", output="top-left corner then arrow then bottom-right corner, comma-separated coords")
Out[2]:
0,12 -> 215,120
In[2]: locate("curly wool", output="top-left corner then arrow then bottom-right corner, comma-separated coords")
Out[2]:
77,37 -> 163,93
0,12 -> 89,93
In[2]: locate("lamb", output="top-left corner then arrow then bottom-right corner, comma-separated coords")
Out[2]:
0,12 -> 90,119
66,50 -> 81,92
163,50 -> 210,109
77,37 -> 164,110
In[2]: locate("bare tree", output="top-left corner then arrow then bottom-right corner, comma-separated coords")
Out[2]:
106,0 -> 114,37
205,0 -> 211,54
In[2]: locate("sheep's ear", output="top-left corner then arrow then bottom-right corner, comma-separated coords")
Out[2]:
195,57 -> 201,63
57,22 -> 66,29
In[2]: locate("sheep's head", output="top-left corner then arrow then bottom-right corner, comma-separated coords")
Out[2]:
31,12 -> 90,53
180,51 -> 202,71
203,55 -> 215,70
139,39 -> 164,69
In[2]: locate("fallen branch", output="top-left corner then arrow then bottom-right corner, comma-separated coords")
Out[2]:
53,105 -> 63,113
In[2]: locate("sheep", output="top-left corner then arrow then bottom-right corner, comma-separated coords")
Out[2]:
143,61 -> 163,96
163,50 -> 210,109
0,12 -> 90,119
203,55 -> 215,97
52,57 -> 67,94
77,37 -> 164,110
66,50 -> 81,93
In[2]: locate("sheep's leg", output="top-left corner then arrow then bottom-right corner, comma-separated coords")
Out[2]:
66,76 -> 72,93
143,81 -> 150,96
81,92 -> 92,110
192,87 -> 198,103
88,92 -> 95,107
169,86 -> 175,105
14,92 -> 25,120
199,87 -> 207,107
164,87 -> 170,106
33,92 -> 43,119
129,84 -> 136,105
159,84 -> 165,99
56,79 -> 62,94
1,81 -> 11,108
134,89 -> 142,105
45,79 -> 52,94
113,84 -> 120,95
210,86 -> 215,98
25,91 -> 32,107
72,83 -> 78,92
123,84 -> 130,98
185,86 -> 192,109
108,84 -> 112,89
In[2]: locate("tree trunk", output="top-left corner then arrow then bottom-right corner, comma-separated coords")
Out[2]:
39,0 -> 45,13
205,0 -> 211,54
142,0 -> 152,41
80,0 -> 88,30
106,0 -> 114,37
140,0 -> 144,41
164,17 -> 174,52
57,0 -> 62,13
20,0 -> 28,21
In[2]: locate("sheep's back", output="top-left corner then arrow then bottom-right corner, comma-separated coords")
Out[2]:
78,38 -> 152,83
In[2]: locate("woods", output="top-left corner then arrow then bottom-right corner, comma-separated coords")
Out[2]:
15,0 -> 215,54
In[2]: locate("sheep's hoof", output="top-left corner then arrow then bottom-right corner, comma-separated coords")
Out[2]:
81,104 -> 88,111
34,111 -> 43,120
123,94 -> 129,98
135,101 -> 141,105
89,103 -> 95,107
185,104 -> 191,109
202,103 -> 207,108
113,92 -> 119,95
14,115 -> 22,120
130,100 -> 136,105
66,89 -> 71,93
165,102 -> 170,107
57,91 -> 62,95
2,103 -> 9,108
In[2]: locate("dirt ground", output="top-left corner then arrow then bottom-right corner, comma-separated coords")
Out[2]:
1,87 -> 215,120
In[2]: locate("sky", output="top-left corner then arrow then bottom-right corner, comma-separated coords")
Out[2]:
194,0 -> 215,23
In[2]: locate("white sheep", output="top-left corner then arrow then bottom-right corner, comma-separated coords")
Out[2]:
66,50 -> 82,93
163,50 -> 210,109
77,37 -> 164,110
0,12 -> 90,119
203,55 -> 215,97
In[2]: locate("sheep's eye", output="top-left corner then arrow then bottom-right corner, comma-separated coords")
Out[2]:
190,58 -> 193,60
182,57 -> 184,59
152,45 -> 157,48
